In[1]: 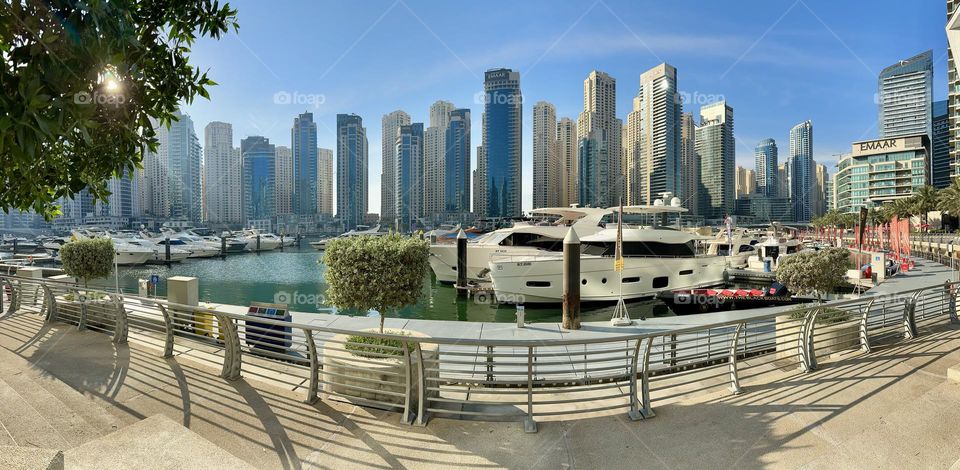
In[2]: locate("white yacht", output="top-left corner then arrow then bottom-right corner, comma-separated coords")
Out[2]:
746,232 -> 805,272
238,228 -> 282,251
487,205 -> 727,304
311,225 -> 386,251
704,228 -> 761,269
156,229 -> 222,258
113,231 -> 190,263
429,207 -> 612,284
70,229 -> 154,266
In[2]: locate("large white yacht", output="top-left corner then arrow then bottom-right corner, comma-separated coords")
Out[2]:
704,228 -> 761,269
155,229 -> 222,258
310,225 -> 386,251
746,232 -> 805,272
487,205 -> 728,304
429,207 -> 613,284
70,229 -> 154,266
236,228 -> 283,251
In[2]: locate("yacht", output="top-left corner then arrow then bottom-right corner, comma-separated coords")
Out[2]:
113,231 -> 190,263
429,207 -> 612,284
746,232 -> 805,272
0,237 -> 40,254
156,229 -> 222,258
704,228 -> 761,269
70,229 -> 154,266
311,225 -> 386,251
237,228 -> 282,251
487,205 -> 727,304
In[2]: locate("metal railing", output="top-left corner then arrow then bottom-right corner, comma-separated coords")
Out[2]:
1,272 -> 957,434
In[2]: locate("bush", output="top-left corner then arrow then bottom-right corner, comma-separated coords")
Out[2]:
323,233 -> 430,333
345,331 -> 416,358
789,306 -> 851,325
776,247 -> 850,302
60,238 -> 114,287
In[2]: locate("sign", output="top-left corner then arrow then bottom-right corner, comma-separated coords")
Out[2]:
150,274 -> 160,285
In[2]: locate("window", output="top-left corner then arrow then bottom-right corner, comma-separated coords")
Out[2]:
622,277 -> 640,283
652,276 -> 668,288
679,270 -> 693,275
526,281 -> 550,288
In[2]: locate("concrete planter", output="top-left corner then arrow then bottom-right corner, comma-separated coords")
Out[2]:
55,294 -> 116,330
322,329 -> 438,411
775,313 -> 859,361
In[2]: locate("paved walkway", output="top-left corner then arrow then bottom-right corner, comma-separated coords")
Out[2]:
3,297 -> 960,468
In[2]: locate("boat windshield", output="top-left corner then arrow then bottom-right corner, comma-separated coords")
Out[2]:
497,233 -> 563,250
581,241 -> 696,258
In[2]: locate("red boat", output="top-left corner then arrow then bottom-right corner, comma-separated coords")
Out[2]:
658,283 -> 806,315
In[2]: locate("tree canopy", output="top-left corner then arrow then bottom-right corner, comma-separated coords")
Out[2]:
776,247 -> 850,302
0,0 -> 238,218
60,237 -> 114,286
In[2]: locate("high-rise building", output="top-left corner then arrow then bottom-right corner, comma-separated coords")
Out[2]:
578,129 -> 610,208
878,50 -> 933,140
274,145 -> 293,215
291,112 -> 319,215
241,136 -> 276,223
423,101 -> 455,219
754,138 -> 778,197
680,112 -> 699,214
777,162 -> 790,198
381,110 -> 411,222
578,70 -> 623,202
337,114 -> 368,231
142,111 -> 202,222
624,63 -> 681,205
444,108 -> 471,217
533,101 -> 558,209
317,148 -> 334,216
474,145 -> 485,215
834,135 -> 930,213
735,166 -> 755,198
479,68 -> 522,218
789,120 -> 814,222
948,2 -> 960,180
203,121 -> 242,225
395,123 -> 424,232
557,118 -> 578,207
932,100 -> 950,188
813,163 -> 828,218
696,101 -> 735,220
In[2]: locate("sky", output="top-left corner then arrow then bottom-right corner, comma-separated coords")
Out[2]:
181,0 -> 948,214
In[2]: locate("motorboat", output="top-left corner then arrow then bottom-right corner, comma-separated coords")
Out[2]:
155,229 -> 222,258
311,225 -> 386,251
429,207 -> 613,284
0,237 -> 40,254
112,231 -> 190,263
70,229 -> 154,266
487,205 -> 727,304
238,228 -> 282,251
746,232 -> 805,272
196,233 -> 247,253
704,228 -> 762,269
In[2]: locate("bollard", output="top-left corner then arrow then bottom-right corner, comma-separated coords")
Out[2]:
562,228 -> 581,330
279,233 -> 284,252
164,237 -> 171,266
220,235 -> 227,259
516,305 -> 525,328
456,229 -> 467,298
256,233 -> 261,253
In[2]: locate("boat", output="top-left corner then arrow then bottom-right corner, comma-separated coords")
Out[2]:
658,282 -> 807,315
112,231 -> 190,263
70,229 -> 154,266
429,207 -> 613,284
311,225 -> 386,251
237,228 -> 282,251
487,204 -> 728,304
155,229 -> 222,258
745,232 -> 805,272
704,228 -> 762,269
0,237 -> 40,254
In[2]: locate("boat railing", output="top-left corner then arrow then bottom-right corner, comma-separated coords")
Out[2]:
1,271 -> 956,433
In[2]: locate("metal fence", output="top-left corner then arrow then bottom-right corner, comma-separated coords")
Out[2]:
1,273 -> 957,433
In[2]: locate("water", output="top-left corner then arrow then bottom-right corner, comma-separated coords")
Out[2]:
108,245 -> 677,323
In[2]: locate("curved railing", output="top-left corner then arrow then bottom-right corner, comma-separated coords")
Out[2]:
1,272 -> 956,433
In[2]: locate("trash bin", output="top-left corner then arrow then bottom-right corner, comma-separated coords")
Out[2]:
763,259 -> 772,273
244,302 -> 292,354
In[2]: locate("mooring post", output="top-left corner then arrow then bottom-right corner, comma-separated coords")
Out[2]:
256,233 -> 261,253
164,237 -> 171,266
456,229 -> 467,298
562,227 -> 581,330
220,235 -> 227,259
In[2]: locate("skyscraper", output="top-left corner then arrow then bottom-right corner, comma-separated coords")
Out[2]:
878,50 -> 933,140
680,112 -> 699,214
241,136 -> 276,223
444,108 -> 471,217
274,145 -> 293,215
337,114 -> 368,231
948,2 -> 960,180
933,100 -> 950,188
624,63 -> 681,205
395,123 -> 424,232
291,112 -> 319,215
533,101 -> 558,209
381,110 -> 411,222
735,166 -> 755,198
142,111 -> 202,222
203,121 -> 242,225
813,163 -> 828,218
423,101 -> 455,219
557,118 -> 578,207
479,68 -> 522,218
579,129 -> 609,208
789,120 -> 814,222
754,138 -> 778,197
317,148 -> 334,216
696,101 -> 735,220
578,70 -> 622,202
777,162 -> 790,198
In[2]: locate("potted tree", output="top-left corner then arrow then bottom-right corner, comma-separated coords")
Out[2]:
774,247 -> 857,359
320,233 -> 436,411
58,238 -> 116,329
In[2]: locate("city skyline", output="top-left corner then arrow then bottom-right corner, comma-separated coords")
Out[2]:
176,0 -> 946,214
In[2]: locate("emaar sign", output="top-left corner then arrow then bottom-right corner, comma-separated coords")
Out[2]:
852,137 -> 905,156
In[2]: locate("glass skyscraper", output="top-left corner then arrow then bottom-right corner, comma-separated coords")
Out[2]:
754,138 -> 778,197
336,114 -> 368,231
444,109 -> 471,216
878,50 -> 933,140
933,100 -> 950,188
395,122 -> 424,232
696,101 -> 735,220
480,68 -> 522,219
241,136 -> 276,223
291,112 -> 318,215
789,121 -> 814,222
578,129 -> 609,208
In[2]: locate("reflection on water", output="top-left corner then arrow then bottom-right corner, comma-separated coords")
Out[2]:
108,245 -> 677,323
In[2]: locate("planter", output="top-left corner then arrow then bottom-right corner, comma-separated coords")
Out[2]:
775,313 -> 859,361
322,329 -> 438,411
55,293 -> 116,330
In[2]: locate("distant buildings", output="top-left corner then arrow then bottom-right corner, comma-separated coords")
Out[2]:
533,101 -> 559,209
291,112 -> 319,215
557,117 -> 578,207
834,135 -> 930,213
878,50 -> 933,141
423,101 -> 454,219
625,63 -> 681,205
777,162 -> 790,198
395,123 -> 424,232
696,101 -> 735,220
381,110 -> 411,222
203,121 -> 242,225
336,114 -> 368,231
813,163 -> 827,218
754,138 -> 778,197
140,111 -> 202,223
240,136 -> 276,223
274,145 -> 293,215
478,68 -> 522,218
317,148 -> 334,216
578,70 -> 622,206
444,108 -> 471,218
789,120 -> 814,222
680,113 -> 699,213
932,100 -> 950,188
578,129 -> 610,208
735,166 -> 755,198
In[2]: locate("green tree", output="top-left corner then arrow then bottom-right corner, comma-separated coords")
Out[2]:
913,185 -> 939,231
0,1 -> 238,218
939,178 -> 960,215
776,247 -> 850,303
323,233 -> 430,333
59,238 -> 114,288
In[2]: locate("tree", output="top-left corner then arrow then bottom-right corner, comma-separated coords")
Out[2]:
60,238 -> 114,288
0,1 -> 238,219
323,233 -> 430,333
776,247 -> 850,302
913,185 -> 939,231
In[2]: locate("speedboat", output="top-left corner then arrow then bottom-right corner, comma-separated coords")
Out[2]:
156,229 -> 222,258
746,232 -> 805,272
487,205 -> 727,304
704,228 -> 761,269
429,207 -> 612,284
311,225 -> 386,251
70,229 -> 154,266
238,229 -> 282,251
113,231 -> 190,263
0,237 -> 40,254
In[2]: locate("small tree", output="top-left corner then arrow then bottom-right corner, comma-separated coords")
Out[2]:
323,233 -> 429,333
776,247 -> 850,303
59,238 -> 115,288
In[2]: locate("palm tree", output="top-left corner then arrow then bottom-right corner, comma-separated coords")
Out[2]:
939,178 -> 960,220
913,185 -> 939,231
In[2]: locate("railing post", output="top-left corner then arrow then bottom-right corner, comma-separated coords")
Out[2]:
859,300 -> 874,353
77,290 -> 88,331
948,282 -> 960,325
303,328 -> 319,404
9,281 -> 20,314
112,294 -> 127,344
903,293 -> 920,339
799,307 -> 820,372
41,285 -> 57,324
627,338 -> 642,421
401,341 -> 414,425
156,302 -> 175,358
213,312 -> 241,381
524,346 -> 537,433
415,343 -> 429,427
728,323 -> 745,394
639,337 -> 655,418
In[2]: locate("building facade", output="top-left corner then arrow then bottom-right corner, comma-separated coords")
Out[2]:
395,123 -> 424,232
291,112 -> 319,215
381,110 -> 411,222
789,120 -> 814,222
754,138 -> 778,197
444,108 -> 471,218
696,101 -> 735,220
579,129 -> 610,208
479,68 -> 522,218
317,148 -> 334,216
933,99 -> 950,188
625,63 -> 681,206
948,2 -> 960,181
533,101 -> 559,209
423,101 -> 455,219
878,50 -> 933,140
337,114 -> 368,231
274,145 -> 293,215
680,112 -> 699,214
557,117 -> 578,206
578,70 -> 623,203
833,135 -> 930,213
241,136 -> 276,223
203,121 -> 242,225
735,166 -> 755,198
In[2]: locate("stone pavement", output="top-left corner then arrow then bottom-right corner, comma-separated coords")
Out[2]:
3,299 -> 960,469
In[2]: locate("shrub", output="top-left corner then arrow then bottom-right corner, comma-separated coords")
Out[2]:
60,238 -> 114,287
789,306 -> 851,325
345,331 -> 416,358
776,247 -> 850,302
323,233 -> 430,333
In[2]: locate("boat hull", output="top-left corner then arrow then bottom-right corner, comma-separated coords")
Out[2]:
429,244 -> 553,284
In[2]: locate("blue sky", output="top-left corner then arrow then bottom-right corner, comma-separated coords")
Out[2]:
182,0 -> 947,213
